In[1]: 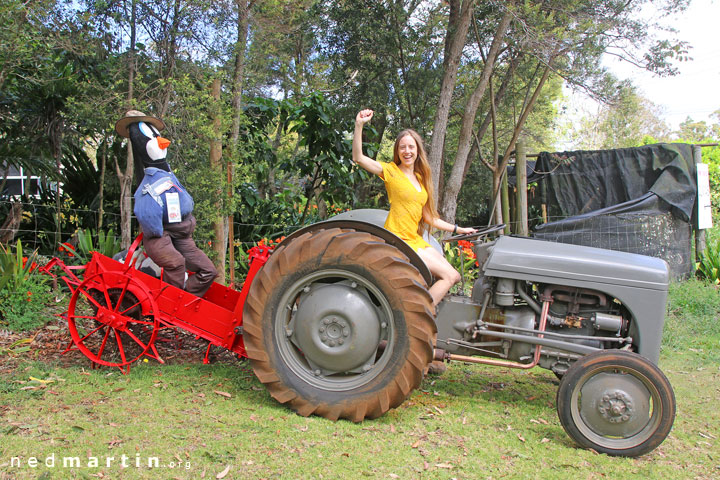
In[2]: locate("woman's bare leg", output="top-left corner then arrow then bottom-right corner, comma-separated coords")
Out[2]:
415,246 -> 461,306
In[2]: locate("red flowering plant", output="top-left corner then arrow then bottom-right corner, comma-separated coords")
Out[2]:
235,236 -> 287,278
443,239 -> 479,290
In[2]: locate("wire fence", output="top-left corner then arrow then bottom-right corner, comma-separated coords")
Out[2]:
2,198 -> 696,279
0,199 -> 306,255
531,210 -> 694,279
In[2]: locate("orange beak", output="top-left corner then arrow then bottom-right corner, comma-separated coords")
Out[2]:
157,137 -> 171,150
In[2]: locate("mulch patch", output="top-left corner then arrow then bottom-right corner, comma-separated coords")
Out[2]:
0,315 -> 243,377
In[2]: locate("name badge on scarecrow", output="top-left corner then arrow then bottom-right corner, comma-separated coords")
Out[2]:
165,192 -> 182,223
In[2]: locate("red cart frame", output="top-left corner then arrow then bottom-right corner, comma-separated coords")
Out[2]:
40,234 -> 271,373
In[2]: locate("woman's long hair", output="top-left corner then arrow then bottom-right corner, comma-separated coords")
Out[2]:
393,129 -> 438,235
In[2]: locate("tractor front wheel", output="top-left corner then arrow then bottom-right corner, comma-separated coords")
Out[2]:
243,228 -> 436,422
556,350 -> 675,457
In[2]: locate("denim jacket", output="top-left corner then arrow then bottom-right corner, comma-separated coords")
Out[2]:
133,167 -> 194,238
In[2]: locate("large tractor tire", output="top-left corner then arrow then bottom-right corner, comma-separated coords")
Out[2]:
243,228 -> 436,422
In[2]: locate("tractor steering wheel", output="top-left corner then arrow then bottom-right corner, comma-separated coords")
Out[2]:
444,223 -> 506,243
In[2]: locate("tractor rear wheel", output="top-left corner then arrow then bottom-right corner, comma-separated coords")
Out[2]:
243,228 -> 436,422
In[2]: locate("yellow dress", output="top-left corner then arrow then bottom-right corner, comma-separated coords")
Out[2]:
381,162 -> 430,251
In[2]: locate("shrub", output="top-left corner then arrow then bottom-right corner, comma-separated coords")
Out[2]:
59,227 -> 122,265
696,238 -> 720,284
1,240 -> 40,291
0,240 -> 53,332
0,275 -> 54,332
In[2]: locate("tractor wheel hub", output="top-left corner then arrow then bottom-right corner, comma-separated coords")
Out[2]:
598,391 -> 634,423
291,283 -> 382,373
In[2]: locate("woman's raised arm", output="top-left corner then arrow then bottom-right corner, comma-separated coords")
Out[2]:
352,109 -> 383,176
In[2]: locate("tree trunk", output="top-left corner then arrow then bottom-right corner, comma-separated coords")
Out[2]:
496,63 -> 552,186
119,0 -> 137,250
209,77 -> 226,284
489,78 -> 502,226
439,10 -> 512,223
0,202 -> 23,244
427,0 -> 475,201
472,52 -> 521,151
465,52 -> 521,224
119,148 -> 134,249
230,0 -> 251,151
501,170 -> 510,232
98,136 -> 106,230
0,165 -> 9,199
228,0 -> 252,286
390,5 -> 415,125
514,139 -> 528,236
158,0 -> 180,118
51,118 -> 63,248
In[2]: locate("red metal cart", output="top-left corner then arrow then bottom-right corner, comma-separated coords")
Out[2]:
40,234 -> 271,373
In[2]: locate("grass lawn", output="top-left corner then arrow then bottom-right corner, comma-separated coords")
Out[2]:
0,280 -> 718,480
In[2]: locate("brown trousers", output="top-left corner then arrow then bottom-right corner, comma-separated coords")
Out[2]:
142,215 -> 217,297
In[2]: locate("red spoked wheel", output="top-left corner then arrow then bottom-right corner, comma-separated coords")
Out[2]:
67,271 -> 160,373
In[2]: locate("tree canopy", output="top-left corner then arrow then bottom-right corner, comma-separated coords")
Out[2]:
1,0 -> 709,281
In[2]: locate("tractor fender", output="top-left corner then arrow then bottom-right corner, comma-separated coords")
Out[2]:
277,209 -> 433,286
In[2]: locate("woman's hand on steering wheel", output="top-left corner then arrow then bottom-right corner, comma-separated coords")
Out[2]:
445,224 -> 506,242
455,226 -> 477,236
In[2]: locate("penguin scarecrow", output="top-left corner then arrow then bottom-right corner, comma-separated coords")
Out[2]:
115,110 -> 217,297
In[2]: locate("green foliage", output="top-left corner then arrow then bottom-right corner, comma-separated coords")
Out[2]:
0,275 -> 54,333
58,141 -> 104,221
0,240 -> 41,292
318,0 -> 445,133
696,238 -> 720,284
235,93 -> 362,240
286,92 -> 361,223
676,117 -> 715,142
561,80 -> 671,150
60,228 -> 122,265
234,247 -> 251,280
701,145 -> 720,215
0,240 -> 53,332
234,182 -> 306,241
233,97 -> 299,241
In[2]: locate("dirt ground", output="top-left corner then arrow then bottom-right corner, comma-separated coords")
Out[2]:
0,314 -> 243,376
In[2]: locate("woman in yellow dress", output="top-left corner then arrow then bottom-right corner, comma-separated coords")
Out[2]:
352,109 -> 477,306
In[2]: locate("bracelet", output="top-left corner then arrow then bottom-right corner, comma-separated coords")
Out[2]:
453,224 -> 458,235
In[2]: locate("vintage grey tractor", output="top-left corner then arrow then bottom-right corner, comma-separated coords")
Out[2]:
242,209 -> 676,457
44,208 -> 676,458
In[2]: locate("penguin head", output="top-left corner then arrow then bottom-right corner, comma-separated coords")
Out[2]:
115,110 -> 171,173
128,121 -> 172,171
